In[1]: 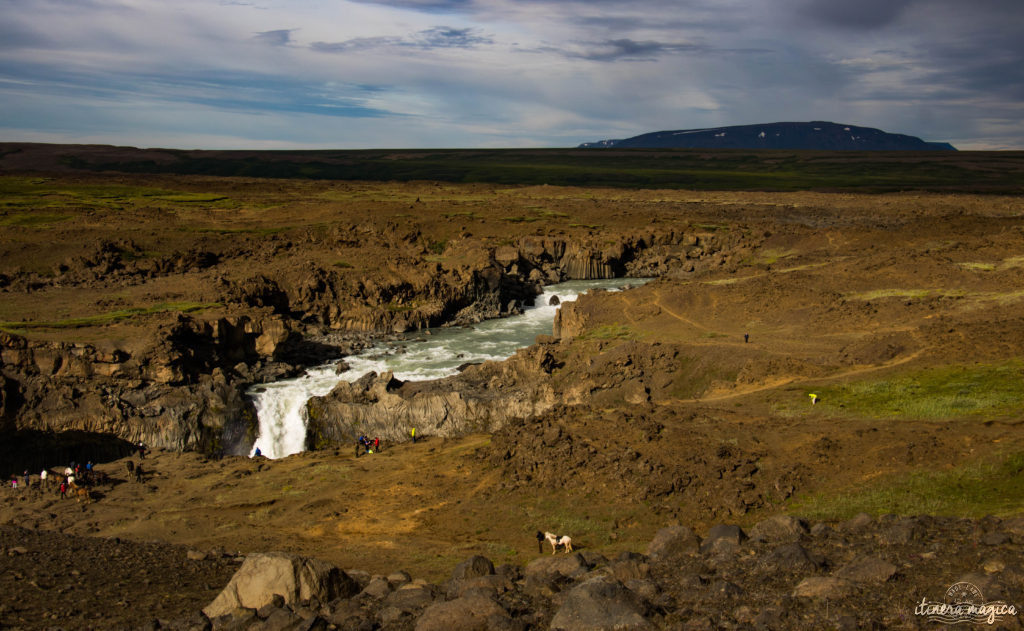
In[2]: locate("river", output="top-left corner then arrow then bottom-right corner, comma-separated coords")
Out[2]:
249,278 -> 648,458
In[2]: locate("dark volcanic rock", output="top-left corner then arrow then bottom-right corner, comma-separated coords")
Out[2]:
414,594 -> 508,631
699,524 -> 748,553
7,511 -> 1024,630
549,576 -> 653,631
646,525 -> 700,559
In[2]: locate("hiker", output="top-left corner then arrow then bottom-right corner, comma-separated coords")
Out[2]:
40,468 -> 48,490
137,442 -> 147,459
373,437 -> 381,453
744,333 -> 749,343
9,476 -> 18,490
253,447 -> 262,458
809,393 -> 819,405
59,480 -> 67,499
23,470 -> 30,489
411,427 -> 417,444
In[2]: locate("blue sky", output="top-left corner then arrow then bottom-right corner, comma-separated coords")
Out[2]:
1,0 -> 1021,149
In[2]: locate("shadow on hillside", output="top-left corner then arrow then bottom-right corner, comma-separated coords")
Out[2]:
0,430 -> 137,476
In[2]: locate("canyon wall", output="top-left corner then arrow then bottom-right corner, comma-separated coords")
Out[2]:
1,227 -> 751,456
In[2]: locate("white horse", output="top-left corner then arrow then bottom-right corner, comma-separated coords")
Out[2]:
536,530 -> 574,555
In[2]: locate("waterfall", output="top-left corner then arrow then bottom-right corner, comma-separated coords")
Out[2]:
248,278 -> 649,458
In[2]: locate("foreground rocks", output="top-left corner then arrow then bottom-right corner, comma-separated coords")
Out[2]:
5,512 -> 1024,630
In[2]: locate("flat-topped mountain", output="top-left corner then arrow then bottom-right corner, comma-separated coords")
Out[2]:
579,121 -> 956,150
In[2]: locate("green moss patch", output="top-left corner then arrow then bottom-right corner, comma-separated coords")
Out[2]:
791,451 -> 1024,519
797,361 -> 1024,421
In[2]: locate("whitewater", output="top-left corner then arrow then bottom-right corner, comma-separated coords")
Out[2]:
248,279 -> 646,458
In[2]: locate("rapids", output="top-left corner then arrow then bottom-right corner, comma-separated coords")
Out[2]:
249,278 -> 647,458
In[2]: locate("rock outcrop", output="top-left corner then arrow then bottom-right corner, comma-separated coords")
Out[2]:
203,552 -> 359,619
0,315 -> 310,457
1,220 -> 750,460
305,342 -> 562,447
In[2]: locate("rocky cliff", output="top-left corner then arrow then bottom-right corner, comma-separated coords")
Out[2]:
298,229 -> 751,452
0,316 -> 302,456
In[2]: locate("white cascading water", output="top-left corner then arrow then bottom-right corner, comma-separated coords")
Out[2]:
248,279 -> 647,458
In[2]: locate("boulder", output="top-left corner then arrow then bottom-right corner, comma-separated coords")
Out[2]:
763,543 -> 822,573
448,574 -> 514,599
749,515 -> 808,543
360,576 -> 393,599
834,556 -> 897,583
525,552 -> 591,580
203,553 -> 358,619
414,594 -> 508,631
384,584 -> 436,612
387,570 -> 412,587
549,576 -> 653,631
451,555 -> 495,581
699,525 -> 747,553
610,559 -> 651,582
524,570 -> 574,598
646,525 -> 700,559
880,517 -> 925,545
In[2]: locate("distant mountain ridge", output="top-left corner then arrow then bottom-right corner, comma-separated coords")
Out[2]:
579,121 -> 956,151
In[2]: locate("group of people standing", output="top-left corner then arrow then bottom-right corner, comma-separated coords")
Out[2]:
355,435 -> 382,457
354,428 -> 420,457
7,460 -> 97,499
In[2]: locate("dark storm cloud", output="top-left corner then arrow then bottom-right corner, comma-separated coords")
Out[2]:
797,0 -> 915,29
846,3 -> 1024,102
311,26 -> 491,53
254,29 -> 293,46
917,44 -> 1024,102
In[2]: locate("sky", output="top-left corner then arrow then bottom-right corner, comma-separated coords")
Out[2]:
1,0 -> 1022,150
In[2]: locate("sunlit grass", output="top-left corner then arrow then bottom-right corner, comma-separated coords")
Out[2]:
791,451 -> 1024,519
779,361 -> 1024,420
959,256 -> 1024,272
746,247 -> 799,266
846,288 -> 955,301
0,176 -> 236,211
